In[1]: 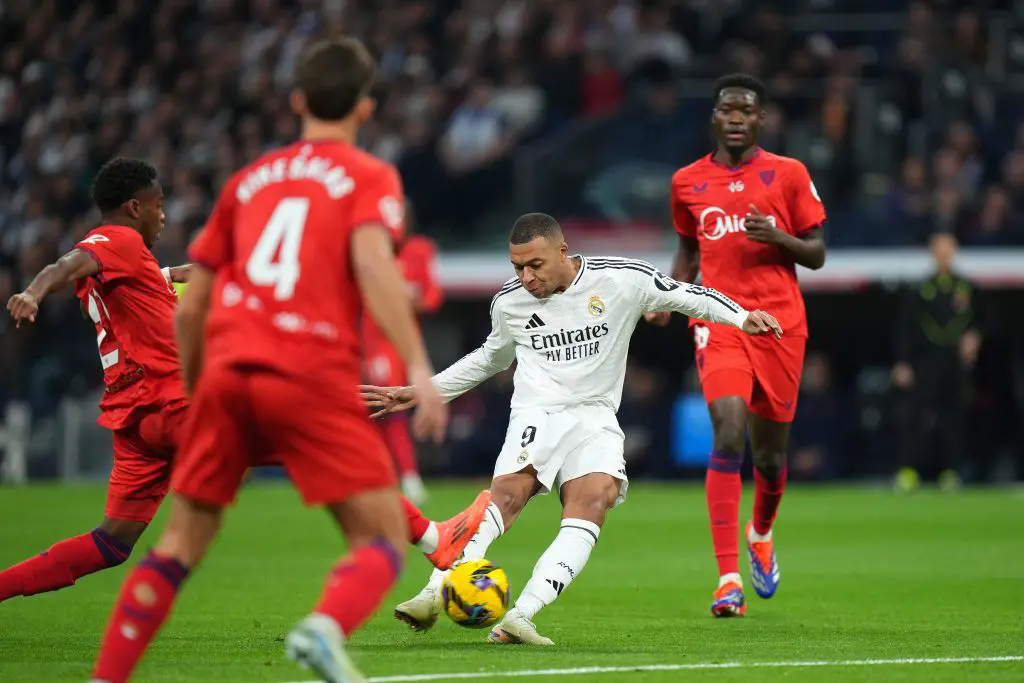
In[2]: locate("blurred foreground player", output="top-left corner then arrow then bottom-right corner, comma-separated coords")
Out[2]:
89,38 -> 452,683
363,204 -> 444,504
1,161 -> 485,608
647,74 -> 826,617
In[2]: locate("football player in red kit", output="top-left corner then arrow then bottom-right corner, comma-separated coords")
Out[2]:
1,159 -> 489,610
2,159 -> 190,602
88,38 -> 455,683
363,207 -> 444,504
647,74 -> 826,617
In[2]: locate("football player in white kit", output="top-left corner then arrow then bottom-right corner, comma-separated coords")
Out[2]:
361,213 -> 781,645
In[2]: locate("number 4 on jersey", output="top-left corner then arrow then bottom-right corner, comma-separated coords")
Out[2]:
246,197 -> 310,300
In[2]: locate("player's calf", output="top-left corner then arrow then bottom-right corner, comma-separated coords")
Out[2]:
509,473 -> 615,630
705,396 -> 747,600
317,490 -> 407,640
0,519 -> 142,602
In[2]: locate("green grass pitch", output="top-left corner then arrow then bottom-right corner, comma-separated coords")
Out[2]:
0,483 -> 1022,682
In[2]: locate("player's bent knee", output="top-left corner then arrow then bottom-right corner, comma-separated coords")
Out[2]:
752,450 -> 786,478
327,489 -> 410,553
154,495 -> 224,568
99,518 -> 148,551
561,475 -> 619,526
490,473 -> 537,527
712,423 -> 746,453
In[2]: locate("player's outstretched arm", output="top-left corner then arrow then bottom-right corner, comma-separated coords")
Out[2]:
364,290 -> 516,415
645,235 -> 700,327
635,267 -> 782,338
430,294 -> 516,402
174,265 -> 214,396
353,225 -> 447,443
6,249 -> 99,326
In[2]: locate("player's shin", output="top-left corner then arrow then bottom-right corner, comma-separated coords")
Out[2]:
707,450 -> 743,579
0,528 -> 132,602
401,496 -> 437,551
514,518 -> 599,620
752,465 -> 788,537
91,552 -> 189,683
313,538 -> 404,635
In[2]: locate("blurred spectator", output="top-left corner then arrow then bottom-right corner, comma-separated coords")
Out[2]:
580,50 -> 624,119
891,232 -> 986,491
881,156 -> 932,244
440,82 -> 511,176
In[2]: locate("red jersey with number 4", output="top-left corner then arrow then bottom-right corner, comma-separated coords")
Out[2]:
362,234 -> 443,363
671,149 -> 826,337
74,225 -> 185,429
188,140 -> 405,386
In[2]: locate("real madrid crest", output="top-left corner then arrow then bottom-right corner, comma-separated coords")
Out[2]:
517,451 -> 529,464
588,295 -> 605,317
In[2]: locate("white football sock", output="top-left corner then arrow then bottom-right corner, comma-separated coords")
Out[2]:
748,527 -> 773,543
425,502 -> 504,591
719,572 -> 742,587
515,518 -> 599,620
415,522 -> 439,553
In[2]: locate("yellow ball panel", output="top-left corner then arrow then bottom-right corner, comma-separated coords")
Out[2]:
441,559 -> 510,629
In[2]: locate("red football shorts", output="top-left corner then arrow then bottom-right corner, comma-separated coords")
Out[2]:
173,364 -> 396,508
107,400 -> 190,523
693,322 -> 806,423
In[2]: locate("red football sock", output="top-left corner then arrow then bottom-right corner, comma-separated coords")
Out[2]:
0,528 -> 132,602
753,466 -> 788,536
92,552 -> 189,683
382,415 -> 418,477
706,450 -> 743,577
401,496 -> 431,544
313,539 -> 402,636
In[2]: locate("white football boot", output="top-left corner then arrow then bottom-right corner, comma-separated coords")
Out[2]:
394,586 -> 442,632
487,607 -> 554,645
285,613 -> 366,683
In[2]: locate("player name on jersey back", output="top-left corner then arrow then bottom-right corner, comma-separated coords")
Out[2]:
189,140 -> 405,385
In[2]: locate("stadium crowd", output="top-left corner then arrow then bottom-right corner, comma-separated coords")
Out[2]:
0,0 -> 1021,479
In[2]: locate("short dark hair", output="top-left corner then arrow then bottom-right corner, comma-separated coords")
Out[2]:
509,213 -> 563,245
714,73 -> 768,106
91,158 -> 158,213
296,38 -> 376,121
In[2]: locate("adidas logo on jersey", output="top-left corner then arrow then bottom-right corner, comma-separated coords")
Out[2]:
525,313 -> 546,330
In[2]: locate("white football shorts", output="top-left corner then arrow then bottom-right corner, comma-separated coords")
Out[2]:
493,404 -> 628,507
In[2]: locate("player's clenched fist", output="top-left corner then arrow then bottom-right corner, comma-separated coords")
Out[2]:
7,291 -> 39,326
741,309 -> 783,338
744,204 -> 782,244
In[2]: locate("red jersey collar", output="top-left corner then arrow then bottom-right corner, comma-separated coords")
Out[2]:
708,147 -> 762,171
